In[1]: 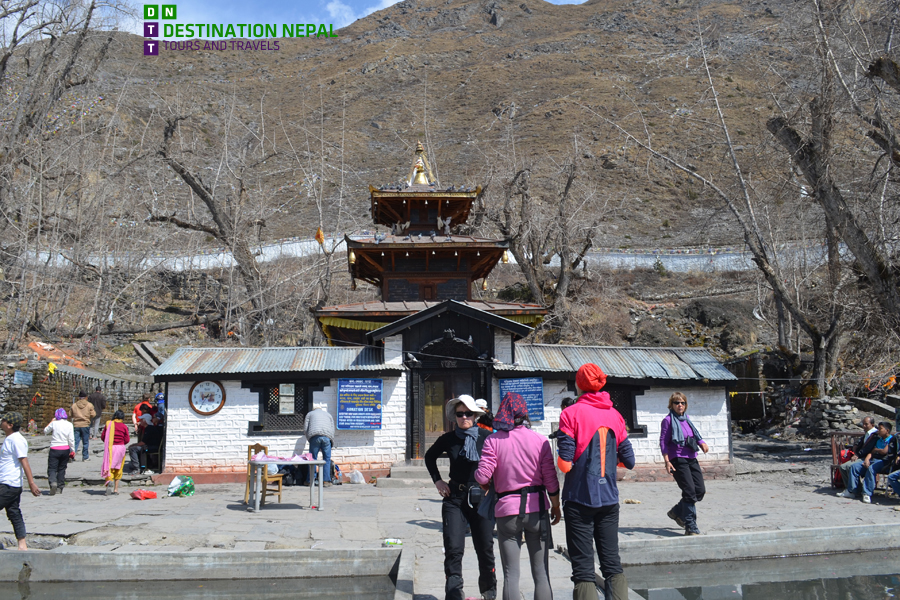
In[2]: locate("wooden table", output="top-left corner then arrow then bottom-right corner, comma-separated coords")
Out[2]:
247,459 -> 326,512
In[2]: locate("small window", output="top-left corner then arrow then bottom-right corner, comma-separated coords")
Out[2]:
604,384 -> 648,437
245,381 -> 326,436
422,283 -> 436,300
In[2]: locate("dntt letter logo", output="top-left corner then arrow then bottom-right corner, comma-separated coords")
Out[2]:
143,40 -> 158,56
143,22 -> 158,37
143,4 -> 158,19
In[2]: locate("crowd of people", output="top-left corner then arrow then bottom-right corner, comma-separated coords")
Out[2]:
839,416 -> 900,503
422,363 -> 703,600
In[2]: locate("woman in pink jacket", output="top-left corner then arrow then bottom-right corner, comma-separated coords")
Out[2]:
475,392 -> 560,600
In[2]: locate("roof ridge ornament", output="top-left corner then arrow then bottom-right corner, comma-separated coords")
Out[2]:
407,141 -> 436,186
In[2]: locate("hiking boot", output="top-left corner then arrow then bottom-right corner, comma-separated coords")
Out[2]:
685,525 -> 701,535
323,481 -> 333,488
57,487 -> 63,495
605,573 -> 630,600
862,495 -> 871,504
49,484 -> 57,496
666,507 -> 685,528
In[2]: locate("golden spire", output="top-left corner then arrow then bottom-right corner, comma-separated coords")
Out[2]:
407,141 -> 436,186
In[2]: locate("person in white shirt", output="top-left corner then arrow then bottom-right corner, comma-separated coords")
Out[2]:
43,408 -> 75,496
0,412 -> 41,550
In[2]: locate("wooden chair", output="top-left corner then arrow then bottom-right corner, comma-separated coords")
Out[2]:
243,443 -> 283,505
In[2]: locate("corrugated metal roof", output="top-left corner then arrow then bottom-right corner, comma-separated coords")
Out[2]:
497,345 -> 736,381
152,346 -> 401,377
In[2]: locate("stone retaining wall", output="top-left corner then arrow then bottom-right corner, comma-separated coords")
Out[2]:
0,355 -> 161,428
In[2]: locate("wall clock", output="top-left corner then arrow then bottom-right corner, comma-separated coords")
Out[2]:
188,380 -> 226,416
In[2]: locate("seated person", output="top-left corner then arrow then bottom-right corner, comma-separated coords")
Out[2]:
135,405 -> 155,441
844,421 -> 895,503
127,416 -> 164,474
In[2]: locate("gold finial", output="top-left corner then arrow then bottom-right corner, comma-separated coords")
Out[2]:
407,141 -> 436,186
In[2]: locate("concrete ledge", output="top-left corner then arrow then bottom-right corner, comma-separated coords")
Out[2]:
621,462 -> 735,482
377,478 -> 429,489
0,548 -> 400,582
619,522 -> 900,566
390,543 -> 415,600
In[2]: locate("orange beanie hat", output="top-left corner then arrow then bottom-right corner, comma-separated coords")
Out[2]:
576,363 -> 607,392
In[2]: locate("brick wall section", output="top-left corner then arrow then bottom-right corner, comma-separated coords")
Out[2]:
489,380 -> 732,470
494,332 -> 512,364
164,373 -> 408,475
633,386 -> 731,468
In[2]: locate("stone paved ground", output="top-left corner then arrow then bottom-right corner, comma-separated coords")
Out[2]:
4,434 -> 900,599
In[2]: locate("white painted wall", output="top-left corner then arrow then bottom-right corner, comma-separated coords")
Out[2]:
489,379 -> 730,466
164,373 -> 408,473
494,331 -> 512,363
633,386 -> 730,466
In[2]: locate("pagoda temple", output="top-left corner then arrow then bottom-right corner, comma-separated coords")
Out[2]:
313,143 -> 547,347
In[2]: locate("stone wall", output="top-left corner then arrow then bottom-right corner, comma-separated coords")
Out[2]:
795,397 -> 863,437
0,355 -> 160,429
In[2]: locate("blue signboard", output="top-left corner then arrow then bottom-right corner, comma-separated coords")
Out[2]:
337,378 -> 383,430
12,370 -> 32,386
499,377 -> 544,421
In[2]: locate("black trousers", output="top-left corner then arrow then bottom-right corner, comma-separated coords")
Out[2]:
441,493 -> 496,600
564,501 -> 623,583
671,457 -> 705,527
0,484 -> 25,540
47,448 -> 70,488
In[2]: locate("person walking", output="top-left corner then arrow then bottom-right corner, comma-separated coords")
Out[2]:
0,412 -> 42,550
556,363 -> 634,600
100,410 -> 130,495
660,392 -> 710,535
425,395 -> 497,600
43,409 -> 75,495
475,392 -> 560,600
71,391 -> 96,461
303,404 -> 335,487
87,386 -> 107,439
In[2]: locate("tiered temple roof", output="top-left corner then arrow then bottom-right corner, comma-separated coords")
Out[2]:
314,143 -> 546,346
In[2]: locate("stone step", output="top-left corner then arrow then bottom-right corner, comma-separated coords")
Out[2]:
884,394 -> 900,409
388,467 -> 432,479
850,397 -> 896,418
376,478 -> 430,489
397,458 -> 449,467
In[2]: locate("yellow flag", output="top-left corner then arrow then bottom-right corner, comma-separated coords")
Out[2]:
315,227 -> 325,245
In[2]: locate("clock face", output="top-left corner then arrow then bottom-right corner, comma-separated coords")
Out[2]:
188,381 -> 226,416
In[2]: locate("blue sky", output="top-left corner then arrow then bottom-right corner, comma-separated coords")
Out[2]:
132,0 -> 586,33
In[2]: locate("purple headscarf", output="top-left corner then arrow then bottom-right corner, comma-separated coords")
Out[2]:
493,392 -> 529,432
55,408 -> 67,420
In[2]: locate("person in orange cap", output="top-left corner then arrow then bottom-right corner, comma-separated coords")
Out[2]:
556,363 -> 634,600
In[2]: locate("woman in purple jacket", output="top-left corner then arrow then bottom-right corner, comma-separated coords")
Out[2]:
659,392 -> 710,535
475,392 -> 560,600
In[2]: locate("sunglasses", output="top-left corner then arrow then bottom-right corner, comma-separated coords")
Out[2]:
672,401 -> 686,405
455,411 -> 475,418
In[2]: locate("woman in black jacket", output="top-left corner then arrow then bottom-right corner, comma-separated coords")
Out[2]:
425,395 -> 496,600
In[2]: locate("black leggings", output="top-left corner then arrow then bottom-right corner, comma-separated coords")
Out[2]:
441,493 -> 496,600
48,448 -> 71,487
0,484 -> 25,540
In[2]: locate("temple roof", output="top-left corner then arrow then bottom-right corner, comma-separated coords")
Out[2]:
314,300 -> 546,319
347,234 -> 506,247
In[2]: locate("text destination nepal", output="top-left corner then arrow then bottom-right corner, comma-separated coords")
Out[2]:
157,23 -> 338,38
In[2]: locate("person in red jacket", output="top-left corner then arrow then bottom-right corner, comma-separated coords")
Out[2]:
556,363 -> 635,600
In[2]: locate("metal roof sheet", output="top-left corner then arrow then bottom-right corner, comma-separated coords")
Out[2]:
152,346 -> 401,377
498,345 -> 736,381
